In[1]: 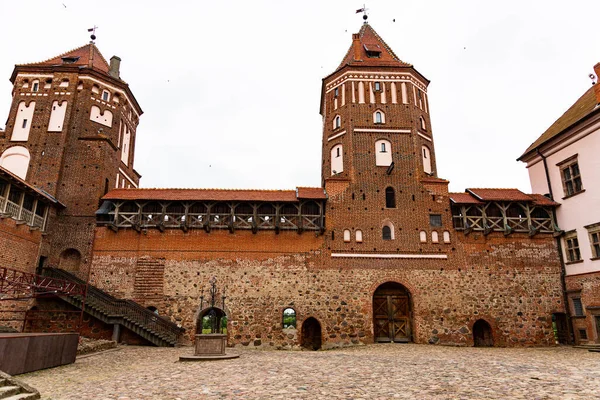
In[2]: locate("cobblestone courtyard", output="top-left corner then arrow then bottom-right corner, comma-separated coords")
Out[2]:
18,344 -> 600,399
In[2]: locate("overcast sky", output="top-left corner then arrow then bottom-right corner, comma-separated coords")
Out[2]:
1,1 -> 598,193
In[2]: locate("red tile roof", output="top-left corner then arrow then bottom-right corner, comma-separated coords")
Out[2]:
467,188 -> 533,202
102,187 -> 327,202
449,192 -> 483,204
337,24 -> 411,70
21,43 -> 110,75
0,166 -> 62,205
520,86 -> 599,159
451,189 -> 559,207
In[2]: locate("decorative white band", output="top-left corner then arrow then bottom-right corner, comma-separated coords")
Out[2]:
354,128 -> 411,134
327,130 -> 346,141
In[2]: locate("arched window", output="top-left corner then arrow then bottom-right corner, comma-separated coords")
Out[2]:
343,229 -> 351,242
282,308 -> 296,329
333,115 -> 341,129
431,231 -> 439,243
422,145 -> 432,174
382,220 -> 395,240
355,230 -> 363,243
0,146 -> 30,179
385,187 -> 396,208
331,144 -> 343,175
382,226 -> 392,240
443,231 -> 451,243
373,110 -> 385,124
419,231 -> 427,243
375,140 -> 392,166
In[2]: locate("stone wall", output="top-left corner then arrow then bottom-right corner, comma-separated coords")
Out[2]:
90,226 -> 563,348
565,271 -> 600,344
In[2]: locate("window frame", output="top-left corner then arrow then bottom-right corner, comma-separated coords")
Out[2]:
429,214 -> 442,227
385,187 -> 396,208
571,297 -> 584,317
564,230 -> 582,263
32,81 -> 39,92
374,81 -> 381,92
557,155 -> 584,198
585,222 -> 600,259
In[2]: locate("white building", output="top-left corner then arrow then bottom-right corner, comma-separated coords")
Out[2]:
519,63 -> 600,345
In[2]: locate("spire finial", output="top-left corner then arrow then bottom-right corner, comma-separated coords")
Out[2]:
88,25 -> 98,43
356,4 -> 368,23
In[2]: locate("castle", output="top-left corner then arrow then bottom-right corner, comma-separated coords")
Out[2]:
0,22 -> 567,348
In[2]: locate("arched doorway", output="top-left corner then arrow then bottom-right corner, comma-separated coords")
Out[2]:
473,319 -> 494,347
59,249 -> 81,272
301,317 -> 322,350
373,282 -> 412,342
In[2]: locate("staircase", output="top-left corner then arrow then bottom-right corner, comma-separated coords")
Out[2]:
41,268 -> 185,347
573,343 -> 600,352
0,371 -> 39,400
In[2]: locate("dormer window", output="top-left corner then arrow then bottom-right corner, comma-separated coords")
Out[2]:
102,90 -> 111,102
32,80 -> 39,92
364,43 -> 381,58
374,82 -> 381,92
61,56 -> 80,64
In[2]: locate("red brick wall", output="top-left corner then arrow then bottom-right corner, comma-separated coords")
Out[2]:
566,271 -> 600,343
0,216 -> 43,331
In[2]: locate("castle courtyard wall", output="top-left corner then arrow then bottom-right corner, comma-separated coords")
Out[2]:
90,227 -> 564,348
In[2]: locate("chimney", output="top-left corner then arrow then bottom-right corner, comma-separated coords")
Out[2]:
352,33 -> 362,61
594,63 -> 600,104
109,56 -> 121,79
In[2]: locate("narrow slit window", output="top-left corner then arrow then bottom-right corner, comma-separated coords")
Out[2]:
385,187 -> 396,208
22,119 -> 28,129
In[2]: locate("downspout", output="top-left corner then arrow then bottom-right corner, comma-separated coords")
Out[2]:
536,147 -> 572,344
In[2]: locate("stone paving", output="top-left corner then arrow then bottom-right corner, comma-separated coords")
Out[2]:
18,344 -> 600,400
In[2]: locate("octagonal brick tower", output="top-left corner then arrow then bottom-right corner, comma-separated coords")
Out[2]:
321,22 -> 452,255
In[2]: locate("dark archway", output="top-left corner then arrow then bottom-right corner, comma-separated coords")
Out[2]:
196,307 -> 227,335
373,282 -> 412,342
59,248 -> 81,272
473,319 -> 494,347
301,317 -> 322,350
552,313 -> 569,344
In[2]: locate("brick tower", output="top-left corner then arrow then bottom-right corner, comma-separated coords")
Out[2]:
0,42 -> 143,276
321,22 -> 452,255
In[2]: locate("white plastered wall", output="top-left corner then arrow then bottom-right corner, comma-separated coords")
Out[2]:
0,146 -> 30,179
12,101 -> 35,141
525,118 -> 600,275
375,140 -> 392,166
90,106 -> 113,127
121,125 -> 131,165
48,101 -> 67,132
330,144 -> 343,175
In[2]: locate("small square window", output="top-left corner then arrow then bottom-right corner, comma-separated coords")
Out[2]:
429,214 -> 442,227
579,329 -> 588,340
564,231 -> 581,262
102,90 -> 110,102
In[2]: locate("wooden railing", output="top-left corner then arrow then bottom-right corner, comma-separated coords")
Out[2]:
43,268 -> 185,345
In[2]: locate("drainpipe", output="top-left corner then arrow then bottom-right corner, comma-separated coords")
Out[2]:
536,147 -> 573,344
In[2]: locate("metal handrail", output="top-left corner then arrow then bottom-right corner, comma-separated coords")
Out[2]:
43,268 -> 184,343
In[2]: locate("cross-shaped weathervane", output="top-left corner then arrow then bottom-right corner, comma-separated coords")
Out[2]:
356,4 -> 369,21
88,25 -> 98,41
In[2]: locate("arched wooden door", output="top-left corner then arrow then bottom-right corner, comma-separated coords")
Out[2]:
373,282 -> 411,342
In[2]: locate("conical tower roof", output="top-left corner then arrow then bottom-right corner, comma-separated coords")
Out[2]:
19,43 -> 110,74
337,23 -> 412,70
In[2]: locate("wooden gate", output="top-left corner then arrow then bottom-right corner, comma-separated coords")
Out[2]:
373,283 -> 411,342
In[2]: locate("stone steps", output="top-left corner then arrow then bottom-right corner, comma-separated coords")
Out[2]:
0,373 -> 40,400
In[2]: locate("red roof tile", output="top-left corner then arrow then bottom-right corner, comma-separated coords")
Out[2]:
0,166 -> 61,205
529,194 -> 560,207
21,43 -> 110,75
102,187 -> 327,202
449,192 -> 483,204
520,87 -> 599,159
296,187 -> 327,199
337,24 -> 411,70
467,188 -> 533,202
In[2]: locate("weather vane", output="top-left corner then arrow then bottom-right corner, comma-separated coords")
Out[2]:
356,4 -> 369,22
88,25 -> 98,42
